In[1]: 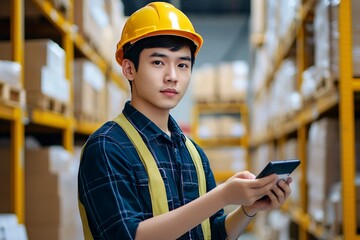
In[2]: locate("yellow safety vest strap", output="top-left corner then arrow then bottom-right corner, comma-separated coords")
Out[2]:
79,200 -> 94,240
185,137 -> 211,240
114,113 -> 169,216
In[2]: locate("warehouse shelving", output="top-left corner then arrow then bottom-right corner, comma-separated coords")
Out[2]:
249,0 -> 358,239
0,0 -> 128,224
0,0 -> 26,224
191,102 -> 249,182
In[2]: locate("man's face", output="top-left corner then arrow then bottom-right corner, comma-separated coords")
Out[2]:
129,46 -> 192,114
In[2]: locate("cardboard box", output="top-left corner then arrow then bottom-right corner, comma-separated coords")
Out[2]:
25,39 -> 65,79
107,81 -> 129,120
74,0 -> 112,59
1,39 -> 70,103
25,147 -> 82,239
307,118 -> 340,223
74,59 -> 106,121
217,61 -> 248,103
26,223 -> 80,240
197,115 -> 219,139
218,115 -> 246,138
0,149 -> 11,213
205,147 -> 246,174
192,64 -> 217,103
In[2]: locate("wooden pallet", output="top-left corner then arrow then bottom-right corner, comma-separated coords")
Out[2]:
27,92 -> 70,115
269,110 -> 297,131
0,81 -> 26,107
304,76 -> 337,104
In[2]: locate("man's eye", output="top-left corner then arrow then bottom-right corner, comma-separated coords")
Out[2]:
179,63 -> 189,69
153,61 -> 163,65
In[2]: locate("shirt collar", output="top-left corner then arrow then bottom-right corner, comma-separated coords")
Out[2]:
122,101 -> 185,141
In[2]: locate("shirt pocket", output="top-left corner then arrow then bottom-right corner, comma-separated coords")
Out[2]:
133,164 -> 174,213
181,167 -> 199,203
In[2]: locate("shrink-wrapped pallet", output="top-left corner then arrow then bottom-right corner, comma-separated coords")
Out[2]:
74,59 -> 106,122
25,146 -> 83,240
217,61 -> 248,103
192,64 -> 217,103
307,118 -> 340,224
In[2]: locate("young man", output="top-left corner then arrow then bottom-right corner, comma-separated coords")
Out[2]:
78,2 -> 292,240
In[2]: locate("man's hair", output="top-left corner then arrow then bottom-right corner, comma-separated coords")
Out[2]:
123,35 -> 197,71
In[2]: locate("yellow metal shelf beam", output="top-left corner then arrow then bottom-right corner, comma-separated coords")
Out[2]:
31,0 -> 68,34
30,109 -> 73,129
352,80 -> 360,91
0,105 -> 19,121
73,34 -> 107,73
196,137 -> 246,148
300,89 -> 339,125
74,120 -> 101,135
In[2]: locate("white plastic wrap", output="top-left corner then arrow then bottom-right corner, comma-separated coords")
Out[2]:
41,66 -> 70,103
0,60 -> 21,88
83,61 -> 105,92
0,214 -> 28,240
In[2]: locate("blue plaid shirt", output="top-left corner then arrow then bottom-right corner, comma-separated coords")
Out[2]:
78,102 -> 227,239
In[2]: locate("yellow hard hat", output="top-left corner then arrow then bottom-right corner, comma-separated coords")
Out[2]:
115,2 -> 203,65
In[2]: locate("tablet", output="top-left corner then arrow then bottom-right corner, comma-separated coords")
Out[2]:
256,159 -> 300,180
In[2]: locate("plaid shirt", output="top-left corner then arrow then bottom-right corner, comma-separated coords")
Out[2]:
78,102 -> 227,239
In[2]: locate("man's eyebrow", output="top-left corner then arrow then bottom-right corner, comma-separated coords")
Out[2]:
149,52 -> 191,61
150,52 -> 167,58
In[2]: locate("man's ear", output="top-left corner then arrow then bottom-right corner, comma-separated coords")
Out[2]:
122,59 -> 135,80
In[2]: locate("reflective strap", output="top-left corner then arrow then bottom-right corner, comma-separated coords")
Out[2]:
78,200 -> 94,240
114,113 -> 210,239
185,137 -> 211,240
114,114 -> 169,216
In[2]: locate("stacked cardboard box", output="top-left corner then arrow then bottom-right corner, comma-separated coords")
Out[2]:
204,147 -> 247,178
314,0 -> 360,80
106,81 -> 129,120
192,61 -> 248,103
197,115 -> 219,139
0,149 -> 11,213
0,39 -> 70,113
74,59 -> 106,122
217,61 -> 248,103
0,47 -> 26,107
250,0 -> 266,45
284,139 -> 301,207
306,118 -> 340,224
74,0 -> 126,64
25,147 -> 83,240
192,64 -> 217,103
217,115 -> 246,138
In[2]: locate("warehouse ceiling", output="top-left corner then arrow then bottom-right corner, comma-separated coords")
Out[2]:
121,0 -> 251,16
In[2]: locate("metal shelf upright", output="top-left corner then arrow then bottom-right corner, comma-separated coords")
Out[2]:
339,1 -> 359,239
30,0 -> 74,152
10,0 -> 25,223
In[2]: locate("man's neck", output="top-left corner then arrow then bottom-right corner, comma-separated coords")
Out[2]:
130,101 -> 170,135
